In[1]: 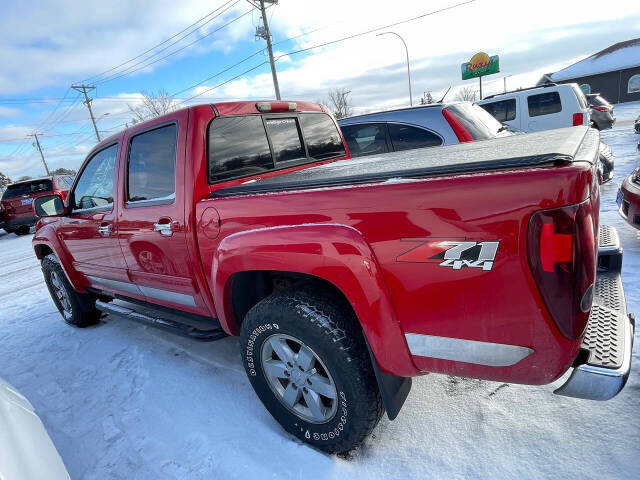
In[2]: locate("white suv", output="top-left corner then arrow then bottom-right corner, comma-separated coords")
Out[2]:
476,83 -> 590,132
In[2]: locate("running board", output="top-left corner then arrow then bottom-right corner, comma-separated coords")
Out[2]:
95,300 -> 227,342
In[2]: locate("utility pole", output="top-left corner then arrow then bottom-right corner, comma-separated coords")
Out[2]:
252,0 -> 281,99
71,84 -> 101,142
28,133 -> 50,176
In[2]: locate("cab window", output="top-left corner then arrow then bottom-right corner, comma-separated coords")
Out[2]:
127,124 -> 177,203
72,144 -> 118,211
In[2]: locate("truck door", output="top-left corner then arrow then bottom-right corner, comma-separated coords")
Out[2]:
57,142 -> 132,293
116,111 -> 208,315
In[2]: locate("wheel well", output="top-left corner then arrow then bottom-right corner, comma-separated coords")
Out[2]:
229,271 -> 358,331
33,244 -> 53,260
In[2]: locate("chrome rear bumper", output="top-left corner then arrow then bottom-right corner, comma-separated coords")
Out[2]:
555,226 -> 634,400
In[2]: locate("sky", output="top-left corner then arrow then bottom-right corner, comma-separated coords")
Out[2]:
1,0 -> 639,179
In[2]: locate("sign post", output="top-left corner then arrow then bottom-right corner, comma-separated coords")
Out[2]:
461,52 -> 500,100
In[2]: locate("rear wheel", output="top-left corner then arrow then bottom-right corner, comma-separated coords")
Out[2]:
41,254 -> 101,327
240,288 -> 383,453
3,227 -> 12,234
14,225 -> 31,235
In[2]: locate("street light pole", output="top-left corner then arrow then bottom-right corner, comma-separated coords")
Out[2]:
377,31 -> 413,106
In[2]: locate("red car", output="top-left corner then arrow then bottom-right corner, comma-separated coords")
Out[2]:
1,175 -> 73,235
617,166 -> 640,228
31,101 -> 632,453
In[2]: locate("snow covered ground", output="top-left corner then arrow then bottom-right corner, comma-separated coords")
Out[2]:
1,109 -> 639,479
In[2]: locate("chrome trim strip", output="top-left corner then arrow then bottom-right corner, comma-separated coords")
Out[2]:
404,333 -> 534,367
86,275 -> 196,307
138,285 -> 196,307
86,276 -> 142,296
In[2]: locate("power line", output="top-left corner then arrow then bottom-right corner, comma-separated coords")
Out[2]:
94,4 -> 250,85
81,0 -> 238,84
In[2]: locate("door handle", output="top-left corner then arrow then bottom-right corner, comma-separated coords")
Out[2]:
98,223 -> 112,236
154,220 -> 179,236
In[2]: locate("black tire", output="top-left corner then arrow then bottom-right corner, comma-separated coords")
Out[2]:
41,254 -> 101,327
14,225 -> 31,235
3,227 -> 12,234
240,287 -> 383,454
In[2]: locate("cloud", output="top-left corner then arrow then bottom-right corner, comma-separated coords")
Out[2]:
0,106 -> 21,118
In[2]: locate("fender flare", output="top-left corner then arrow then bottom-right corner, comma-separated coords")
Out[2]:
32,224 -> 88,293
212,223 -> 419,378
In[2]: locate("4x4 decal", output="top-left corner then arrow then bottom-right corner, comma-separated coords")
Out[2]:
396,238 -> 500,271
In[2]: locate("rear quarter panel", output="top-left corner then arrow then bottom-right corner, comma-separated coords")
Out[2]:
198,160 -> 596,383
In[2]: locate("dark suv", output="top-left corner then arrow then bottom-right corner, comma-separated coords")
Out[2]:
1,175 -> 73,235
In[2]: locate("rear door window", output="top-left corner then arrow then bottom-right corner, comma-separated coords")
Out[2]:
72,144 -> 118,211
208,116 -> 273,183
479,99 -> 516,122
127,124 -> 177,203
388,124 -> 442,151
340,123 -> 389,157
527,92 -> 562,117
299,113 -> 345,159
264,118 -> 305,164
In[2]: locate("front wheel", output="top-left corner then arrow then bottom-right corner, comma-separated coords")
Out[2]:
41,254 -> 101,327
240,288 -> 383,454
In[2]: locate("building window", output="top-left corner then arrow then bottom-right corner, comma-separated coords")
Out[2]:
629,74 -> 640,94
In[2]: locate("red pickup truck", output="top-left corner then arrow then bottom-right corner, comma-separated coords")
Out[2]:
32,101 -> 633,453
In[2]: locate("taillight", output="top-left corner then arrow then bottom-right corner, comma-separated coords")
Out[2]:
573,113 -> 584,126
593,106 -> 608,112
256,101 -> 297,112
442,108 -> 473,142
528,200 -> 596,339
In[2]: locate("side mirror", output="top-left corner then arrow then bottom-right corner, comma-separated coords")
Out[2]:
34,195 -> 66,217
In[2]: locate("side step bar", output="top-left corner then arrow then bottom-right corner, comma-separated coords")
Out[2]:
95,300 -> 227,342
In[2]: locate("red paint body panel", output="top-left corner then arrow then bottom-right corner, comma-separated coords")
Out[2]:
33,101 -> 600,386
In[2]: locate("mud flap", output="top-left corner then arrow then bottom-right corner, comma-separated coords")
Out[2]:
364,338 -> 412,420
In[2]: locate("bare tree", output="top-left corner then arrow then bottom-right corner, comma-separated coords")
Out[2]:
0,172 -> 11,189
128,90 -> 177,125
52,167 -> 76,176
420,91 -> 434,105
325,88 -> 353,119
454,86 -> 478,102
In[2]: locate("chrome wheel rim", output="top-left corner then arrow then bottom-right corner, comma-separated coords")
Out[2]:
261,333 -> 338,424
50,271 -> 72,314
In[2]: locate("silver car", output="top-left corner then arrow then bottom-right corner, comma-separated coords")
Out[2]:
338,102 -> 509,158
586,93 -> 616,130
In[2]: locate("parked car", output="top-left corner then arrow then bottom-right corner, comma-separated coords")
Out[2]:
338,102 -> 510,157
617,166 -> 640,229
635,114 -> 640,133
599,141 -> 615,183
0,377 -> 70,480
0,175 -> 73,235
476,83 -> 590,132
586,93 -> 616,130
32,101 -> 632,453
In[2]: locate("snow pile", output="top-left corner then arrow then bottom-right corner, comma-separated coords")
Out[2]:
551,38 -> 640,81
0,123 -> 639,478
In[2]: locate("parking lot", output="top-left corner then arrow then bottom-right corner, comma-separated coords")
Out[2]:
1,111 -> 639,479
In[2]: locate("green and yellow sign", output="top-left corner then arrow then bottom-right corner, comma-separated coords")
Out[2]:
461,52 -> 500,80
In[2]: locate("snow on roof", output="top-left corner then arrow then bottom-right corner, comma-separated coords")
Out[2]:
550,38 -> 640,81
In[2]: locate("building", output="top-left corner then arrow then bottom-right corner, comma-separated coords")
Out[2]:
540,38 -> 640,104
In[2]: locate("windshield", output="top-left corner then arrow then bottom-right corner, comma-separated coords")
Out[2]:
2,180 -> 52,199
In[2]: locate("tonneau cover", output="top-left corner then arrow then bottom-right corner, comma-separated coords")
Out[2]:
212,126 -> 598,197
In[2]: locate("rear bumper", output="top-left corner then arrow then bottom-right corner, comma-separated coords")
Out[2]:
4,215 -> 38,229
555,226 -> 634,400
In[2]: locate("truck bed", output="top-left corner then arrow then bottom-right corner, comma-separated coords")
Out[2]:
212,127 -> 598,197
